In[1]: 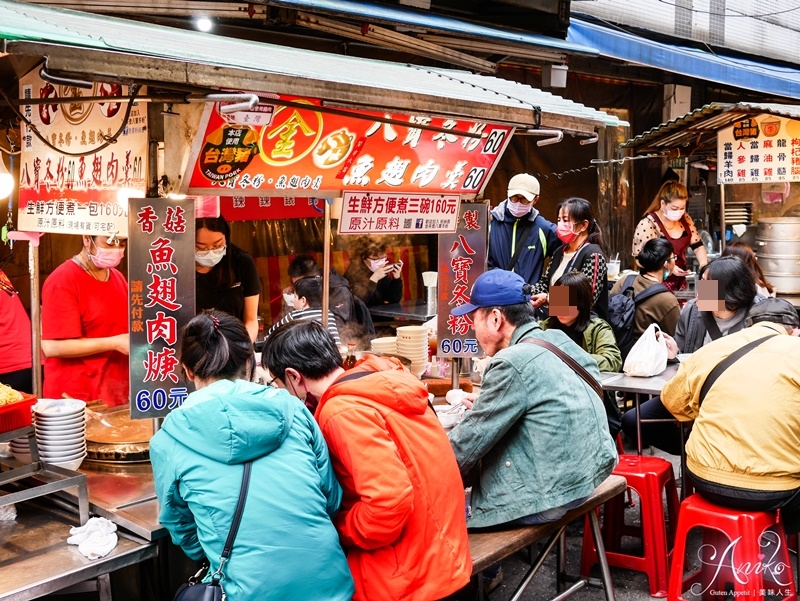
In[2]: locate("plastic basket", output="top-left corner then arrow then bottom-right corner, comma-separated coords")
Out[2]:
0,393 -> 37,434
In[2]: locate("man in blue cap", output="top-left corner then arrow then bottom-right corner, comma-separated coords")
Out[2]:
449,269 -> 617,529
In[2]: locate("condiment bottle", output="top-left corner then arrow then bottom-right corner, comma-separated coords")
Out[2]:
343,343 -> 358,370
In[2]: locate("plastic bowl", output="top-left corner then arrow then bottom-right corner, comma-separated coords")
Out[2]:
45,454 -> 86,471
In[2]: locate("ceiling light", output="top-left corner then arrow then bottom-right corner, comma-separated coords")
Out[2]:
0,158 -> 13,200
196,17 -> 213,33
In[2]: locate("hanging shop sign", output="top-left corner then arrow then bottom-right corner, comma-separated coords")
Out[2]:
128,197 -> 195,420
17,71 -> 148,236
717,115 -> 800,184
185,94 -> 512,197
437,202 -> 488,359
339,191 -> 460,234
220,195 -> 325,221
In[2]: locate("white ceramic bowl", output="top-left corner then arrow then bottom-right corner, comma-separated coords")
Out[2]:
34,414 -> 86,427
434,406 -> 463,429
396,326 -> 427,334
46,454 -> 86,471
37,440 -> 85,453
33,421 -> 85,433
33,399 -> 86,417
12,451 -> 32,463
35,429 -> 86,442
40,448 -> 86,461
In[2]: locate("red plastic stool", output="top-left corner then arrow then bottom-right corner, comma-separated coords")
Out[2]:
581,454 -> 680,597
669,494 -> 797,601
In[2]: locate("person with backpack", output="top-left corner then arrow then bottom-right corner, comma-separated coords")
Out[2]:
621,256 -> 763,454
608,238 -> 680,358
530,197 -> 609,321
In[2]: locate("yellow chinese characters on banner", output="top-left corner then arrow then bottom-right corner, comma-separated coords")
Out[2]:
17,70 -> 148,235
187,95 -> 513,197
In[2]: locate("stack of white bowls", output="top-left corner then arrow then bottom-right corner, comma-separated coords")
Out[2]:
9,436 -> 33,463
32,399 -> 87,471
396,326 -> 429,377
371,336 -> 397,355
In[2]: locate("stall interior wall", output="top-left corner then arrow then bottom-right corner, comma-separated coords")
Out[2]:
486,66 -> 663,269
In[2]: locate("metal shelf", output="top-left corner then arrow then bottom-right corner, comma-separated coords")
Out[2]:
0,426 -> 89,524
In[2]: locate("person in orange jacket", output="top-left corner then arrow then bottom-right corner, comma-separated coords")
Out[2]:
262,320 -> 472,601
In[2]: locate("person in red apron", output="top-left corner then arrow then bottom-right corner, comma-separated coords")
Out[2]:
632,181 -> 709,291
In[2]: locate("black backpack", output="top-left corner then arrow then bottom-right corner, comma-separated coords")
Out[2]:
608,274 -> 670,359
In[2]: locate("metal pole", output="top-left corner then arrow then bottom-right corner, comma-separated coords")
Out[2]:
29,240 -> 42,398
719,183 -> 726,252
322,199 -> 331,328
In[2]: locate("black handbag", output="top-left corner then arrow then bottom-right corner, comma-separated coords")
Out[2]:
173,462 -> 252,601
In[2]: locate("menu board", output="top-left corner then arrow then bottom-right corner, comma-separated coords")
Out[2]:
17,70 -> 148,235
128,198 -> 195,420
437,202 -> 488,358
339,191 -> 460,234
185,94 -> 512,197
717,114 -> 800,184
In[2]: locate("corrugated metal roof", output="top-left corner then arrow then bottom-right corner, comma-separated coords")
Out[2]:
623,102 -> 800,154
0,0 -> 625,133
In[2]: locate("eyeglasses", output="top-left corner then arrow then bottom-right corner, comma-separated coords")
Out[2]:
266,374 -> 280,388
510,194 -> 537,205
670,255 -> 678,261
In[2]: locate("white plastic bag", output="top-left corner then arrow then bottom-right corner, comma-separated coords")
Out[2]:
623,323 -> 668,377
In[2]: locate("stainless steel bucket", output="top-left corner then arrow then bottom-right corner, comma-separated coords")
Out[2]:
756,218 -> 800,294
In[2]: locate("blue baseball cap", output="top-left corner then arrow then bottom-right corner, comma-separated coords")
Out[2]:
450,270 -> 531,316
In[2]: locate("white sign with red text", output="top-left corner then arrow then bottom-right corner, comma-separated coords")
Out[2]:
339,191 -> 460,234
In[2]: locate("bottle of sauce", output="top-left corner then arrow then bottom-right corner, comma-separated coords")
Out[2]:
343,343 -> 358,370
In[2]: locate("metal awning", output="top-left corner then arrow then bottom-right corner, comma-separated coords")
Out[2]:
0,0 -> 625,135
623,102 -> 800,155
568,18 -> 800,101
263,0 -> 598,58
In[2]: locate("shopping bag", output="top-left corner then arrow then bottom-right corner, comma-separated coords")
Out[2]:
622,323 -> 668,377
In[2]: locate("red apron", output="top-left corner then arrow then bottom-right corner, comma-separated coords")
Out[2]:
649,211 -> 691,292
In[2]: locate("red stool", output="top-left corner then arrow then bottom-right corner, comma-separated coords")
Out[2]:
669,494 -> 797,601
581,454 -> 680,597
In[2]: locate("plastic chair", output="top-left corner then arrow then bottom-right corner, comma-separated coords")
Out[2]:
581,454 -> 680,597
668,494 -> 797,601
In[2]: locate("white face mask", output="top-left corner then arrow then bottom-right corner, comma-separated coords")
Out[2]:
507,199 -> 532,218
195,245 -> 226,268
283,292 -> 297,306
368,257 -> 388,272
663,207 -> 685,222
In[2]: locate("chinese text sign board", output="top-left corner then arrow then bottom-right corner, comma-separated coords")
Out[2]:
18,71 -> 148,235
717,115 -> 800,184
339,192 -> 460,234
186,95 -> 512,197
437,202 -> 488,358
128,198 -> 195,419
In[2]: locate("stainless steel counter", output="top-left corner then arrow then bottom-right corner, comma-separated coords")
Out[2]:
0,502 -> 156,601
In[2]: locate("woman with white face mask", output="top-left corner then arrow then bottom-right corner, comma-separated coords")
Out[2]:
632,180 -> 709,291
343,239 -> 403,307
195,215 -> 262,342
41,233 -> 130,406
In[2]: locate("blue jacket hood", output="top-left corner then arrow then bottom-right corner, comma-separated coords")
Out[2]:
159,379 -> 297,465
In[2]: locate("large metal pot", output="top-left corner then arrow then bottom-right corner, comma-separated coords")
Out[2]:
756,218 -> 800,294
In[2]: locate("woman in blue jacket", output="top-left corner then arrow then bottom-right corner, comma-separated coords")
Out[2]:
150,310 -> 354,601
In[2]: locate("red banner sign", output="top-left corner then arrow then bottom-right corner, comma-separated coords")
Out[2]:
220,196 -> 325,221
185,95 -> 512,197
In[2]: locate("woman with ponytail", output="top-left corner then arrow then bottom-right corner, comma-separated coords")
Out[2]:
530,197 -> 609,320
150,310 -> 354,601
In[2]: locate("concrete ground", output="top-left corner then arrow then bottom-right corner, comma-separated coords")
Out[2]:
469,445 -> 799,601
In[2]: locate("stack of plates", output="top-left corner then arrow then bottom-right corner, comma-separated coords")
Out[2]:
371,336 -> 397,355
396,326 -> 429,377
724,203 -> 752,225
32,399 -> 87,471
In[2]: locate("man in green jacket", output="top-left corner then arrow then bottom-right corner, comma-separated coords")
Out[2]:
449,269 -> 618,528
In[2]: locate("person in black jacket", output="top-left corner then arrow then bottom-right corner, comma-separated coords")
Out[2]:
343,240 -> 403,307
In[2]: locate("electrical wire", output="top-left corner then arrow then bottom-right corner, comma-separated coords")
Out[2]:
655,0 -> 800,18
0,84 -> 141,158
